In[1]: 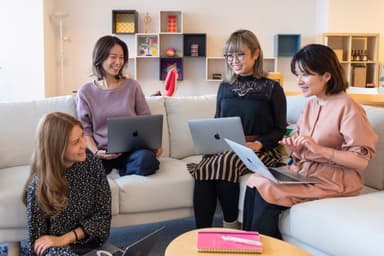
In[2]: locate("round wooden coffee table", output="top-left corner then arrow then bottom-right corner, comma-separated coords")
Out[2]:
165,228 -> 311,256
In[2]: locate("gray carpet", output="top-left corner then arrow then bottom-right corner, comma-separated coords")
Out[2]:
0,214 -> 223,256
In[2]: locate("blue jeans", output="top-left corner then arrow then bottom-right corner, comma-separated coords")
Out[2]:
101,149 -> 159,176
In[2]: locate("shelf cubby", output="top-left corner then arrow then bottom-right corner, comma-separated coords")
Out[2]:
323,33 -> 379,87
135,33 -> 159,57
183,33 -> 207,57
160,57 -> 183,81
112,10 -> 138,34
274,34 -> 301,57
159,11 -> 183,33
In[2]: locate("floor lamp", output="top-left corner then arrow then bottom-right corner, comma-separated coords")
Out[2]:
52,12 -> 68,96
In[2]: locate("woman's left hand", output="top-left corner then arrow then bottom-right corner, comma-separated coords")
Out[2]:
34,235 -> 68,256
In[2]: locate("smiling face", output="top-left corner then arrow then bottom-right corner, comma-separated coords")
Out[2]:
101,44 -> 125,79
225,44 -> 259,76
63,125 -> 87,167
294,62 -> 331,99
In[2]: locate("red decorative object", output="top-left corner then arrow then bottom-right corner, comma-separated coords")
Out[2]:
167,15 -> 177,32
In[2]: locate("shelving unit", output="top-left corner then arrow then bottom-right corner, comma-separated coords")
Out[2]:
119,10 -> 278,82
274,34 -> 301,57
323,33 -> 379,87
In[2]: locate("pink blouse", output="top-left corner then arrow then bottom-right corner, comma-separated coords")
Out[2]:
254,92 -> 377,207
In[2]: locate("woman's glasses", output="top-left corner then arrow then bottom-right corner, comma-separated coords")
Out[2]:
224,52 -> 247,62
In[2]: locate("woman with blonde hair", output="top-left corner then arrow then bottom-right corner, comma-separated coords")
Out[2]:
22,112 -> 111,255
188,29 -> 286,229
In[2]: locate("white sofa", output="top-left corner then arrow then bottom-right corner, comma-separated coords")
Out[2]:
1,94 -> 384,256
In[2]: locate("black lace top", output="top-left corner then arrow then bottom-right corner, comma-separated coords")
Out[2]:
25,151 -> 111,255
215,75 -> 287,150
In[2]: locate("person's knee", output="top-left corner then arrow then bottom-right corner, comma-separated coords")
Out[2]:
129,149 -> 159,176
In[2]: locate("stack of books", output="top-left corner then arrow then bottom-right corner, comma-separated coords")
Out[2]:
197,230 -> 262,253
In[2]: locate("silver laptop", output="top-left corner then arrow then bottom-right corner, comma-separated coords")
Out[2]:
188,117 -> 246,154
107,114 -> 163,154
83,226 -> 164,256
224,138 -> 318,184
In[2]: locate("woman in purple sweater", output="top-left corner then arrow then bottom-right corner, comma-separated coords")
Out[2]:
76,35 -> 161,176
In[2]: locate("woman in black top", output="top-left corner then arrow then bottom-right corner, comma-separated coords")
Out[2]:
22,112 -> 111,255
188,29 -> 286,228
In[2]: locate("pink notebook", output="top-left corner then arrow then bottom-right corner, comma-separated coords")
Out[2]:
197,230 -> 262,253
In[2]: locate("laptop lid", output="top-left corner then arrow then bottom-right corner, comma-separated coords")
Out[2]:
107,114 -> 163,154
84,226 -> 164,256
120,226 -> 164,256
188,117 -> 246,155
224,138 -> 318,184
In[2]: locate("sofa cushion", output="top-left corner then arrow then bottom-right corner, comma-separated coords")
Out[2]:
106,176 -> 119,216
279,191 -> 384,255
115,157 -> 194,213
0,166 -> 28,229
0,96 -> 76,169
165,95 -> 216,159
362,105 -> 384,190
146,96 -> 169,157
286,94 -> 308,124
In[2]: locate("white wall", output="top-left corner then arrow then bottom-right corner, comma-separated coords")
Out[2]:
2,0 -> 383,101
328,0 -> 384,61
0,0 -> 44,101
49,0 -> 322,96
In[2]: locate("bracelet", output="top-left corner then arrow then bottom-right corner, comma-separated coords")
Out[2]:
73,229 -> 79,243
94,149 -> 100,156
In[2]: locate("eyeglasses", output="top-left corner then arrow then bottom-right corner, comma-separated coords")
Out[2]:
224,52 -> 247,62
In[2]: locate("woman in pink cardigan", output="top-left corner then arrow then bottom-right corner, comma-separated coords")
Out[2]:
243,44 -> 378,239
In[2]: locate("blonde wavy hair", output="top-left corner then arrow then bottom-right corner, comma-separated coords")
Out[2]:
22,112 -> 82,217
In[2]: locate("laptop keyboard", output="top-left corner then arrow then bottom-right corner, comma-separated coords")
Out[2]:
268,168 -> 298,182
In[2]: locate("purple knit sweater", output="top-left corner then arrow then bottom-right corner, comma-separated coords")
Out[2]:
76,79 -> 151,149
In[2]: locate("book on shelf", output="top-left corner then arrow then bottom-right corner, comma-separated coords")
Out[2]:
197,230 -> 262,253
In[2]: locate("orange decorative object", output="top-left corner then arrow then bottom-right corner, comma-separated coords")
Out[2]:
167,15 -> 177,32
164,68 -> 178,96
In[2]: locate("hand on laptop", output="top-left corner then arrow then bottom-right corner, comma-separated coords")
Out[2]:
280,135 -> 320,154
96,150 -> 122,160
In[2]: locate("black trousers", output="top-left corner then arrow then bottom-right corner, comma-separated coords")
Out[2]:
193,180 -> 239,228
243,187 -> 288,239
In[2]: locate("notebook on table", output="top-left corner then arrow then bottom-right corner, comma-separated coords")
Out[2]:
83,226 -> 164,256
197,230 -> 262,253
224,138 -> 319,184
188,117 -> 246,155
107,114 -> 163,154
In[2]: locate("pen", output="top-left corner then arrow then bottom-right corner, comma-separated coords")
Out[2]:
221,235 -> 262,246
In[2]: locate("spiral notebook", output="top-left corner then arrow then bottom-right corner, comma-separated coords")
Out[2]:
197,230 -> 262,253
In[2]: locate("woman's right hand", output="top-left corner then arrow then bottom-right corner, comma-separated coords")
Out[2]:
95,150 -> 122,160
